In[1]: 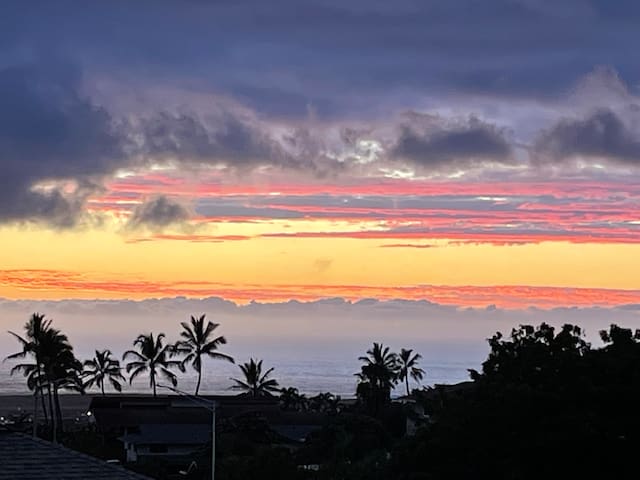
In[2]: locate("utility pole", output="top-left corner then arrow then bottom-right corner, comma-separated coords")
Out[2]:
157,385 -> 217,480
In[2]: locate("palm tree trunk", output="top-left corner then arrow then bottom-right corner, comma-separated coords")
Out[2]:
35,361 -> 48,425
151,370 -> 156,397
405,376 -> 410,397
47,383 -> 57,442
101,381 -> 105,396
39,386 -> 48,425
195,368 -> 202,396
32,390 -> 38,437
54,386 -> 63,435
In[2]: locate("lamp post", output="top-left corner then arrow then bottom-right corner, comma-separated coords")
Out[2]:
157,384 -> 216,480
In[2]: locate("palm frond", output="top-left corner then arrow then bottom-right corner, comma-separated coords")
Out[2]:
128,365 -> 148,384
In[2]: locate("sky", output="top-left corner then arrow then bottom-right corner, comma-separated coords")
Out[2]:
1,0 -> 640,353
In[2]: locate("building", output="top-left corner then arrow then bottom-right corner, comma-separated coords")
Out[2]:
90,395 -> 325,467
119,423 -> 210,463
0,428 -> 151,480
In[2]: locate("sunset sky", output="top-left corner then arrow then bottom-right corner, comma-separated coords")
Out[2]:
2,0 -> 640,313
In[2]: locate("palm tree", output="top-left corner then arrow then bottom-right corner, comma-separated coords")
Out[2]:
83,350 -> 125,396
356,343 -> 399,415
231,358 -> 279,397
174,315 -> 234,396
397,348 -> 425,396
47,345 -> 84,431
6,313 -> 52,435
7,316 -> 82,440
123,333 -> 183,397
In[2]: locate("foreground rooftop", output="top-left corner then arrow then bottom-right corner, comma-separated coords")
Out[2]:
0,429 -> 151,480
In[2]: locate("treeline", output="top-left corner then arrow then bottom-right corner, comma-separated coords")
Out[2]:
5,312 -> 426,439
390,323 -> 640,479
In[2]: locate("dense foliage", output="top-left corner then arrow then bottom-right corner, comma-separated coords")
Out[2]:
390,323 -> 640,479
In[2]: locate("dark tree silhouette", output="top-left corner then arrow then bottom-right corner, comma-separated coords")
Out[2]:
280,387 -> 308,411
6,313 -> 51,435
397,348 -> 425,396
231,358 -> 279,397
390,323 -> 640,479
6,314 -> 82,439
83,349 -> 125,395
174,314 -> 234,396
123,333 -> 183,397
356,343 -> 399,415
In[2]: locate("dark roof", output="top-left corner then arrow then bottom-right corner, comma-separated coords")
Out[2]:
119,424 -> 211,445
90,395 -> 281,430
0,430 -> 151,480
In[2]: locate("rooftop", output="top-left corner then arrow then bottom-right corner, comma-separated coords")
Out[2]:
0,429 -> 152,480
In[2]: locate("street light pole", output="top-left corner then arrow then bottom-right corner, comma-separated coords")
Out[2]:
157,384 -> 216,480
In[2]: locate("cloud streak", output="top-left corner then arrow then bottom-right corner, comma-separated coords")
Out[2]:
1,268 -> 639,309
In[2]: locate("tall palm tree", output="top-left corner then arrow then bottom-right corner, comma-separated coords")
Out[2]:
174,315 -> 234,396
231,358 -> 279,397
356,343 -> 399,415
6,313 -> 52,435
397,348 -> 425,396
37,326 -> 81,437
48,346 -> 84,432
123,333 -> 183,397
7,317 -> 81,440
83,350 -> 125,396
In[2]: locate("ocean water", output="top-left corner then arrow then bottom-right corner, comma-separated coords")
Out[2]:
0,357 -> 475,397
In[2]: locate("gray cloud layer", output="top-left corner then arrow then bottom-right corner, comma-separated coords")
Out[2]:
0,63 -> 126,226
1,296 -> 639,363
127,196 -> 191,230
2,1 -> 640,227
4,0 -> 640,115
392,115 -> 513,168
536,109 -> 640,164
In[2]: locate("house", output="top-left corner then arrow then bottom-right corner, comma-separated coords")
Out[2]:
0,428 -> 151,480
90,395 -> 325,466
119,424 -> 210,464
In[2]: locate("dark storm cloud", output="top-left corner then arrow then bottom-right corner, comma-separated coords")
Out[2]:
138,112 -> 347,175
139,112 -> 288,167
391,116 -> 513,167
2,0 -> 640,228
127,196 -> 191,229
3,0 -> 640,117
535,109 -> 640,164
0,62 -> 126,226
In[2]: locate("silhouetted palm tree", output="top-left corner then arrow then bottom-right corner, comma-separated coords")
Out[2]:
397,348 -> 425,396
231,358 -> 279,397
356,343 -> 399,415
123,333 -> 183,397
357,343 -> 399,390
7,314 -> 82,439
6,313 -> 52,435
83,350 -> 125,396
174,315 -> 234,396
47,345 -> 84,432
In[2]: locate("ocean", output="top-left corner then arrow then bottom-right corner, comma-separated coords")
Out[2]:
0,357 -> 476,397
